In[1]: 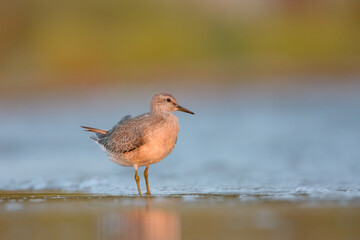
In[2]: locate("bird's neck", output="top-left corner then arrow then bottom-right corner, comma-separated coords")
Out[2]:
151,109 -> 174,117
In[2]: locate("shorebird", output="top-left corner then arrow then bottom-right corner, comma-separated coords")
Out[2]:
81,93 -> 194,196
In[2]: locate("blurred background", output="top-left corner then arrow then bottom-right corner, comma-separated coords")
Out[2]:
0,0 -> 360,197
1,0 -> 359,96
1,1 -> 360,239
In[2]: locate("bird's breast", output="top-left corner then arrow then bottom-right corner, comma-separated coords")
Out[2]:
138,115 -> 179,165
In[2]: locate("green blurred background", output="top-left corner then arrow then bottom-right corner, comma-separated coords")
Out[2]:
1,0 -> 359,96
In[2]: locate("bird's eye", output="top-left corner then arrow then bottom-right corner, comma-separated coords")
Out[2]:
166,98 -> 171,102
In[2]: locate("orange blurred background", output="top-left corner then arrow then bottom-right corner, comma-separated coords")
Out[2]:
1,0 -> 359,97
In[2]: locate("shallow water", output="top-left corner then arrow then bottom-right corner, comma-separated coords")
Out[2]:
1,85 -> 360,202
1,192 -> 360,240
1,84 -> 360,239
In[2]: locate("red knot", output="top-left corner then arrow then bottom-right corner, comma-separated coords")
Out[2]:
81,93 -> 194,196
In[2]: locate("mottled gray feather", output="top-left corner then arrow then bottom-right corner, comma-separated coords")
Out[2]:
96,113 -> 165,154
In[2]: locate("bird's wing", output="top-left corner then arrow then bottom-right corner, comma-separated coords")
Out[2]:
98,114 -> 149,154
104,115 -> 133,136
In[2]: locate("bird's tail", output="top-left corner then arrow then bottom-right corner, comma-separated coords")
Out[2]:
81,126 -> 108,135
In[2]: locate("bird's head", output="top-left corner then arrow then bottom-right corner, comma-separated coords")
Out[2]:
150,93 -> 194,115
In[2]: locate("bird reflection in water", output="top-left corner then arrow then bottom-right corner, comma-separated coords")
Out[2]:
97,201 -> 181,240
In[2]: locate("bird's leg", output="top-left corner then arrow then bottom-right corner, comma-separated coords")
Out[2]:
134,166 -> 142,196
144,166 -> 151,195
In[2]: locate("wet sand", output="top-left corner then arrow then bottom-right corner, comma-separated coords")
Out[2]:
1,191 -> 360,240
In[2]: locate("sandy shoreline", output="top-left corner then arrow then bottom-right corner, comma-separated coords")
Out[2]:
1,191 -> 360,240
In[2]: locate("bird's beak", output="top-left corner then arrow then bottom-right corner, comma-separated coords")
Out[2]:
176,105 -> 195,115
